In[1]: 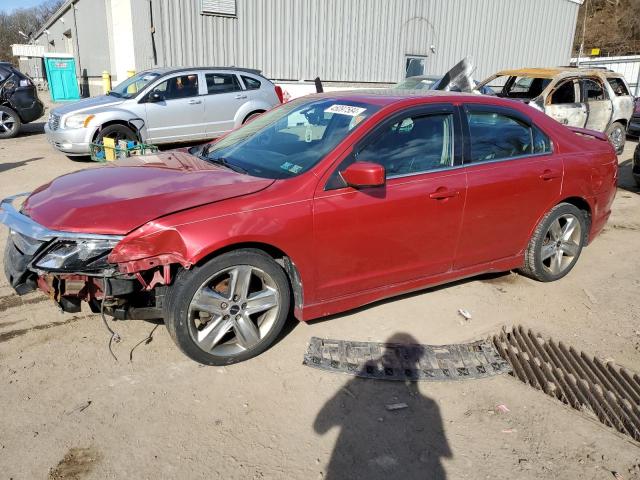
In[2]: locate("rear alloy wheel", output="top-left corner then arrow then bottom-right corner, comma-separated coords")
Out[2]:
0,106 -> 21,139
520,203 -> 588,282
606,121 -> 626,155
164,249 -> 291,365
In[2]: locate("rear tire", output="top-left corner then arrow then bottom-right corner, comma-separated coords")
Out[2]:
520,203 -> 588,282
164,249 -> 291,365
606,121 -> 625,155
0,106 -> 21,139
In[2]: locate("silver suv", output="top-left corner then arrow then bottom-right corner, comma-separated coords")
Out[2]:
45,67 -> 283,156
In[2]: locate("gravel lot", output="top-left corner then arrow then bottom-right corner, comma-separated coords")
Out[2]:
1,118 -> 639,479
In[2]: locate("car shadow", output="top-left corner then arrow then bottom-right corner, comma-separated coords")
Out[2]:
313,332 -> 451,479
618,159 -> 639,194
0,157 -> 43,174
307,270 -> 516,326
17,122 -> 45,137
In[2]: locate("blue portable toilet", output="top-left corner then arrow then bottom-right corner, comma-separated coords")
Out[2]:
43,53 -> 80,102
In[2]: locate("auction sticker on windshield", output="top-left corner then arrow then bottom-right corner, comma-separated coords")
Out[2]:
324,104 -> 367,116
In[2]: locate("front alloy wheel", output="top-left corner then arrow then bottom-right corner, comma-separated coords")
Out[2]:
165,249 -> 291,365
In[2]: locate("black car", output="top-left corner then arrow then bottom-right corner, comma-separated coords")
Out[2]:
629,97 -> 640,138
0,63 -> 44,139
633,142 -> 640,187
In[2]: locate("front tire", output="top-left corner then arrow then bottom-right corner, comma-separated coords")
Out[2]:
520,203 -> 588,282
0,106 -> 21,139
95,124 -> 138,145
164,249 -> 291,365
606,121 -> 626,155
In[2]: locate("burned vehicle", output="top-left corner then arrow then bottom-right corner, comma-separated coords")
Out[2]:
2,91 -> 617,365
0,63 -> 45,139
477,68 -> 634,153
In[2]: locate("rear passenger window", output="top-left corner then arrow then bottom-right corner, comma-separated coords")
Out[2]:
532,126 -> 552,154
583,79 -> 606,101
466,111 -> 538,162
241,75 -> 261,90
607,78 -> 630,96
206,73 -> 242,94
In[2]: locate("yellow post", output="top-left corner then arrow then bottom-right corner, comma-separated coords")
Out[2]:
102,71 -> 112,94
127,69 -> 137,94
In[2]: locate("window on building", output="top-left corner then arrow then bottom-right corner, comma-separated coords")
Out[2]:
466,110 -> 542,162
206,73 -> 242,94
607,77 -> 630,96
241,75 -> 261,90
201,0 -> 236,16
405,55 -> 427,78
582,79 -> 606,101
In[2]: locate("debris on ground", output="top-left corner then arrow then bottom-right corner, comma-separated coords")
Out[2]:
495,404 -> 510,414
385,403 -> 408,411
583,288 -> 598,305
65,400 -> 92,415
458,308 -> 472,322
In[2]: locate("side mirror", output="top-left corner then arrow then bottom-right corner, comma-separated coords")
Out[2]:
148,91 -> 165,102
340,161 -> 385,188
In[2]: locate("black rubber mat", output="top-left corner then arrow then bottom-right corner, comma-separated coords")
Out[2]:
494,326 -> 640,443
303,337 -> 512,381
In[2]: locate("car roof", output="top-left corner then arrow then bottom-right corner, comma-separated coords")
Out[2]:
494,67 -> 623,80
301,89 -> 504,107
149,66 -> 265,78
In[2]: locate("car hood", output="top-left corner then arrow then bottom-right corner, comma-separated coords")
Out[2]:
22,152 -> 275,235
52,94 -> 126,116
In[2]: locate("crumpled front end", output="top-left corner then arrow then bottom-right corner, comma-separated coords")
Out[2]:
1,193 -> 167,319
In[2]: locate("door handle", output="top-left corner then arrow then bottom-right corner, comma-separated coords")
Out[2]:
539,169 -> 561,181
429,188 -> 459,200
188,99 -> 202,104
235,94 -> 248,99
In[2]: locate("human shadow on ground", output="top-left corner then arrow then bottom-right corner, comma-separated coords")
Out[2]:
313,333 -> 451,480
0,156 -> 43,174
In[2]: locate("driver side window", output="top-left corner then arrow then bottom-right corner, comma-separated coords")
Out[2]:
355,113 -> 454,178
152,74 -> 200,100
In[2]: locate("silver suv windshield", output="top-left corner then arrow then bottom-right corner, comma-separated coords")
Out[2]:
108,71 -> 162,99
201,97 -> 380,179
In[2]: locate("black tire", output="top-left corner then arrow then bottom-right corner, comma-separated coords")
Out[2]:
0,106 -> 21,139
164,249 -> 291,365
520,203 -> 588,282
243,111 -> 264,124
94,123 -> 138,145
606,121 -> 626,155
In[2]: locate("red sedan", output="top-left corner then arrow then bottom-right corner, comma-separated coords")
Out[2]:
1,91 -> 617,365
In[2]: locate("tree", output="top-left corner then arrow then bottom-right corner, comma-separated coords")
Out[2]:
0,1 -> 64,64
573,0 -> 640,57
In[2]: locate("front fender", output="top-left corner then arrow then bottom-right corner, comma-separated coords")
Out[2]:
89,108 -> 148,140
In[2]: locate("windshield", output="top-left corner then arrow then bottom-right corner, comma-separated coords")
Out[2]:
201,97 -> 380,179
109,71 -> 162,99
395,77 -> 438,90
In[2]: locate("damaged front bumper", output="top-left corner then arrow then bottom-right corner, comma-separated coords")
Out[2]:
1,193 -> 164,318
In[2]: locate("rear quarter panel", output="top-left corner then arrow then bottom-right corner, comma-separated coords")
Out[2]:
557,130 -> 617,242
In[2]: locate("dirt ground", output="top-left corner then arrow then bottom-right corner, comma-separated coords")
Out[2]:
1,115 -> 640,479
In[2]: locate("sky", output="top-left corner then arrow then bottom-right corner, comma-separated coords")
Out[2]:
0,0 -> 52,14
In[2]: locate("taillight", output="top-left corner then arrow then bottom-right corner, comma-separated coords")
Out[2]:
274,85 -> 284,103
